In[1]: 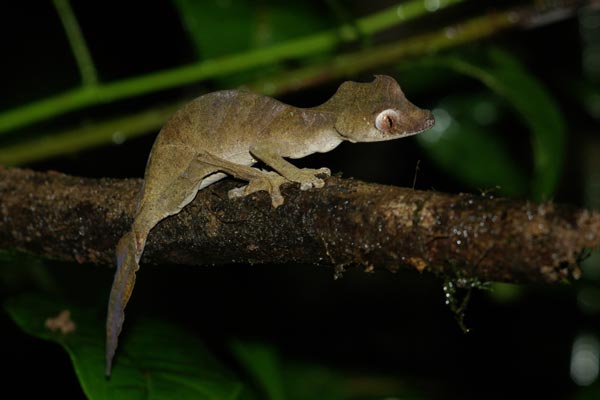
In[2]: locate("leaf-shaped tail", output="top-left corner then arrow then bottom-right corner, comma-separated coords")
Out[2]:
106,231 -> 140,377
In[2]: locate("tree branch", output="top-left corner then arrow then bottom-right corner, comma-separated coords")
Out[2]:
1,167 -> 598,284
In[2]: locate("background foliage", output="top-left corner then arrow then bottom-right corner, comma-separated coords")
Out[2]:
1,1 -> 599,399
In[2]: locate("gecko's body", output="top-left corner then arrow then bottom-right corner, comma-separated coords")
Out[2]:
106,75 -> 434,376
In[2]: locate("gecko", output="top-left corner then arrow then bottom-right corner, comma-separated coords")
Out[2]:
105,75 -> 434,376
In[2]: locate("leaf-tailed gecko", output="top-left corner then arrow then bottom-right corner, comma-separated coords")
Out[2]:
105,75 -> 434,376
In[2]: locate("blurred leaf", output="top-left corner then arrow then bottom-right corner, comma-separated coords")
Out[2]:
418,94 -> 528,196
444,48 -> 565,199
411,48 -> 566,199
5,293 -> 251,400
173,0 -> 333,85
573,79 -> 600,120
174,0 -> 252,58
575,384 -> 600,400
282,362 -> 425,400
284,364 -> 347,400
230,340 -> 426,400
230,341 -> 285,400
488,282 -> 523,304
0,251 -> 59,294
174,0 -> 331,58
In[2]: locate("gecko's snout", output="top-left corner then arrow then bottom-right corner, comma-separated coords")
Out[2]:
423,110 -> 435,130
412,109 -> 434,134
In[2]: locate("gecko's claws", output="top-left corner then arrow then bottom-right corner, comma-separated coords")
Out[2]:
228,171 -> 287,208
316,167 -> 331,176
296,167 -> 330,190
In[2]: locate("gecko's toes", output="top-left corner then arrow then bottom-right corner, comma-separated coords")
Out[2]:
317,167 -> 331,176
228,186 -> 246,199
229,183 -> 285,208
313,177 -> 326,188
300,177 -> 325,191
271,193 -> 284,208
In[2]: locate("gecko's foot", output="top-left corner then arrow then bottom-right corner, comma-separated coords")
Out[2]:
293,167 -> 331,191
228,171 -> 287,208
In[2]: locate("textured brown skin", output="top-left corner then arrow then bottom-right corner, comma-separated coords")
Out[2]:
106,75 -> 434,376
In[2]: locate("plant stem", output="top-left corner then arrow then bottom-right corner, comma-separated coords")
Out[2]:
0,103 -> 181,165
249,9 -> 519,95
1,168 -> 595,283
0,0 -> 464,135
52,0 -> 98,86
0,7 -> 519,166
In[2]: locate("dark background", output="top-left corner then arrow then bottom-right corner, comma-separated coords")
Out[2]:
1,1 -> 598,399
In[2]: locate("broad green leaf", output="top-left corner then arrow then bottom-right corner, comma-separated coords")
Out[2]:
408,48 -> 565,199
230,341 -> 285,400
174,0 -> 253,58
418,94 -> 528,196
5,293 -> 250,400
173,0 -> 331,59
438,48 -> 565,199
173,0 -> 333,85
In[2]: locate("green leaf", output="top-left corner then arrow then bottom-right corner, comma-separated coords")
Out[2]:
174,0 -> 331,59
5,293 -> 250,400
408,48 -> 565,199
418,94 -> 528,196
173,0 -> 333,85
281,363 -> 346,400
437,48 -> 565,199
230,341 -> 428,400
230,341 -> 285,400
281,362 -> 426,400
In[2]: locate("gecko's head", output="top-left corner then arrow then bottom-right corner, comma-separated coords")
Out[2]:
330,75 -> 434,143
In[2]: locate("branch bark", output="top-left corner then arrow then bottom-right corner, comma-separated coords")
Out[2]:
1,166 -> 598,284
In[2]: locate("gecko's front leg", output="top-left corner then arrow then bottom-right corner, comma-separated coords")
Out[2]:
196,150 -> 289,207
249,144 -> 331,190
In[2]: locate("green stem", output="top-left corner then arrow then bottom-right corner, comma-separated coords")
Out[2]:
52,0 -> 98,86
0,103 -> 182,165
0,9 -> 519,166
0,0 -> 464,135
249,10 -> 519,95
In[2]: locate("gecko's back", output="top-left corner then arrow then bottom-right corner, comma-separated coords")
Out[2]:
153,90 -> 293,153
139,91 -> 281,202
141,89 -> 338,207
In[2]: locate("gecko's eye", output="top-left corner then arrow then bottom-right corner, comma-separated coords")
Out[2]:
375,109 -> 400,132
